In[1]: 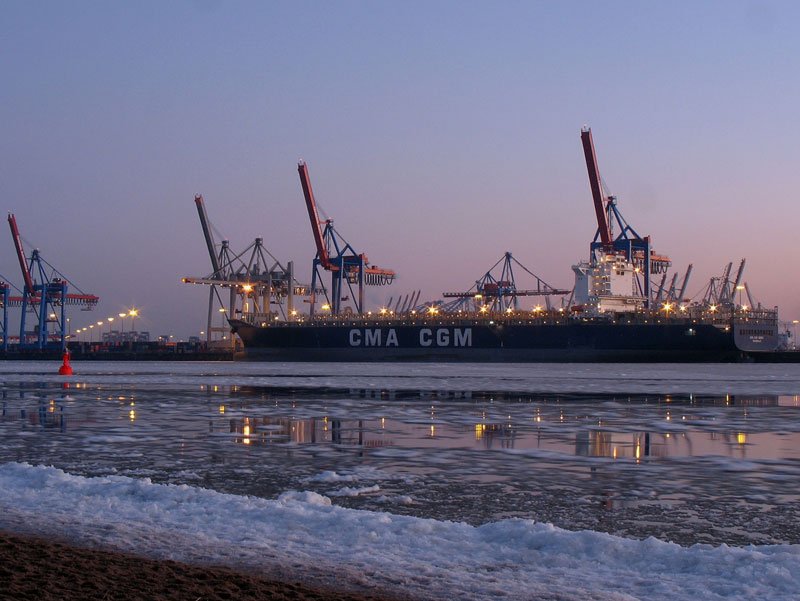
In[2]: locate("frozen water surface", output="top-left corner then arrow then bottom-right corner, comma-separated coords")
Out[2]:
2,361 -> 800,599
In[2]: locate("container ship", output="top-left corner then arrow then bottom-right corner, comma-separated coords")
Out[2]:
189,127 -> 783,362
229,306 -> 778,362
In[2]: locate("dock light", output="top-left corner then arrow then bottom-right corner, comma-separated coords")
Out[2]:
741,305 -> 748,311
290,310 -> 298,317
474,293 -> 482,299
479,305 -> 488,313
219,307 -> 226,313
663,303 -> 672,312
680,305 -> 687,312
242,284 -> 253,293
379,308 -> 387,315
710,305 -> 717,313
427,306 -> 438,315
321,304 -> 331,311
505,307 -> 513,314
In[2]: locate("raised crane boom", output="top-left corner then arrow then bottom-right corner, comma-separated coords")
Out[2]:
297,161 -> 395,315
677,264 -> 693,304
731,259 -> 746,302
298,162 -> 332,270
580,127 -> 613,247
8,213 -> 35,292
194,195 -> 222,276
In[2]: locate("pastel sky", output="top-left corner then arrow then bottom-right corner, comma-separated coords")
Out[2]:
1,1 -> 798,338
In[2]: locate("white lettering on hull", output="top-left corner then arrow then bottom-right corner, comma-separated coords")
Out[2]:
349,328 -> 473,347
420,328 -> 432,347
454,328 -> 472,347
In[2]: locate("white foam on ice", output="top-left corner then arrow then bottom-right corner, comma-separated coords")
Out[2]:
306,470 -> 361,483
327,484 -> 381,497
1,462 -> 798,600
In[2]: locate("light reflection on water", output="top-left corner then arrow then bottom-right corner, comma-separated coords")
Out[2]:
207,386 -> 800,461
218,408 -> 800,461
2,362 -> 800,546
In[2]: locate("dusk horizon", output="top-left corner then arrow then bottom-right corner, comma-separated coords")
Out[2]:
2,1 -> 798,339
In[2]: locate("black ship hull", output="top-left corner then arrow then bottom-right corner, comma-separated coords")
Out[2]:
230,316 -> 778,362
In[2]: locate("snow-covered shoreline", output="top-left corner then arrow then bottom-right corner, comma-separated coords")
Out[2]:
1,462 -> 797,601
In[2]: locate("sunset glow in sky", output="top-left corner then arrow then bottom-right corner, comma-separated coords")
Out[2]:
2,1 -> 798,338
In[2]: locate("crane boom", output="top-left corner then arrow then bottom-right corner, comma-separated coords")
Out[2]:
580,127 -> 613,247
720,262 -> 733,301
731,259 -> 746,297
298,162 -> 331,269
7,213 -> 35,292
677,264 -> 693,304
744,282 -> 756,309
442,289 -> 571,298
194,195 -> 222,276
667,273 -> 678,299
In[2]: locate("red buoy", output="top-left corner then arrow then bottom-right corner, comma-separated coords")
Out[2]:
58,350 -> 73,376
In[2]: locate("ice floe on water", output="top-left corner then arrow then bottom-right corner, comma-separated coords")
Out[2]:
1,462 -> 798,601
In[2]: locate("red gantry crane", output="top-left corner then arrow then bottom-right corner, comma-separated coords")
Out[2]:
7,213 -> 99,349
298,162 -> 395,315
580,127 -> 671,307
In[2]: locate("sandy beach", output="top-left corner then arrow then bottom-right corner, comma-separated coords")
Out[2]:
0,531 -> 401,601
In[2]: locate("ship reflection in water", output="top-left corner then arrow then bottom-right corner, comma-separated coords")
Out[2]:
227,415 -> 389,448
212,387 -> 800,461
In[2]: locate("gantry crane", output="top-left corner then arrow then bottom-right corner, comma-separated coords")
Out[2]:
580,127 -> 671,307
7,213 -> 99,350
442,252 -> 571,312
183,195 -> 307,342
298,162 -> 395,315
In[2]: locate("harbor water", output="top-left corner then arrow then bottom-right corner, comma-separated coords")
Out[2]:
2,361 -> 800,547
